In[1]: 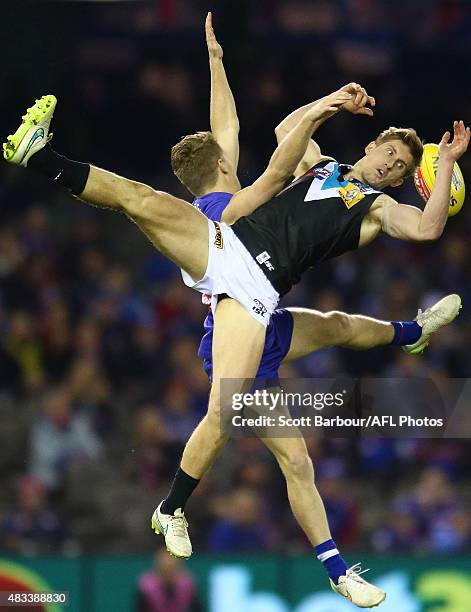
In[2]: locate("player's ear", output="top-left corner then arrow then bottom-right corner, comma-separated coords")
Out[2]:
365,141 -> 376,154
217,158 -> 229,174
390,178 -> 404,188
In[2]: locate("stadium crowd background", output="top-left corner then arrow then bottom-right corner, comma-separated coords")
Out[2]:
0,0 -> 471,561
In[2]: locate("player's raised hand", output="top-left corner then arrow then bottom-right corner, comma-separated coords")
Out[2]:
206,12 -> 223,60
438,120 -> 471,163
340,82 -> 375,117
306,90 -> 353,122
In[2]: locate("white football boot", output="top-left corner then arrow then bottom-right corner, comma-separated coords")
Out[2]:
330,563 -> 386,608
3,95 -> 56,166
403,293 -> 462,355
151,501 -> 192,559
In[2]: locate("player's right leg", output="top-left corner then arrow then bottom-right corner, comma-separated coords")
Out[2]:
152,297 -> 266,558
3,95 -> 209,281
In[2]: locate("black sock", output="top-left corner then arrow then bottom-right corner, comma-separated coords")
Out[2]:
28,144 -> 90,195
161,467 -> 200,515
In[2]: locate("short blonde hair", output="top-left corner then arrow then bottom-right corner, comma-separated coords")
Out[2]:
171,131 -> 222,196
375,127 -> 424,177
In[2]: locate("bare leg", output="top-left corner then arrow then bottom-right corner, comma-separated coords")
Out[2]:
285,307 -> 394,362
255,308 -> 391,543
180,298 -> 266,478
168,304 -> 334,547
261,434 -> 331,546
159,302 -> 336,563
80,166 -> 210,280
171,307 -> 392,545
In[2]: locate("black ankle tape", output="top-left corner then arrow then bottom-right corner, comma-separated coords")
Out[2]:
161,467 -> 200,514
28,144 -> 90,195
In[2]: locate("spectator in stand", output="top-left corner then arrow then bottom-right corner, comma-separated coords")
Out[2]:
408,467 -> 468,553
29,385 -> 103,489
381,466 -> 468,553
40,299 -> 73,383
3,310 -> 44,392
129,405 -> 180,491
137,548 -> 201,612
208,487 -> 274,552
430,506 -> 471,553
0,476 -> 67,554
371,510 -> 421,553
162,383 -> 200,444
317,473 -> 359,548
67,355 -> 113,438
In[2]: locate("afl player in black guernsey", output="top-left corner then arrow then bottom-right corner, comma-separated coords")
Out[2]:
4,42 -> 469,606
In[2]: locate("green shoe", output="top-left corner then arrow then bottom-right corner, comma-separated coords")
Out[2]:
3,94 -> 56,166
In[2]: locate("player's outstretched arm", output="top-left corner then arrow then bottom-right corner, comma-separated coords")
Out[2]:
275,83 -> 375,177
381,121 -> 470,241
206,12 -> 240,173
222,90 -> 353,224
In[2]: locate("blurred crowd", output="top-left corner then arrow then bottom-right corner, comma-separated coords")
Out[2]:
0,0 -> 471,558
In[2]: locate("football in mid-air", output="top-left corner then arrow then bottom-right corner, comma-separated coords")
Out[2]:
414,143 -> 465,216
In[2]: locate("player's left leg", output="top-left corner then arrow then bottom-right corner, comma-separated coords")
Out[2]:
260,434 -> 331,544
152,298 -> 266,558
284,308 -> 393,361
257,411 -> 386,608
284,294 -> 462,362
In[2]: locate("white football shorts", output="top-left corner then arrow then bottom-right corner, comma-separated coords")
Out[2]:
181,220 -> 279,327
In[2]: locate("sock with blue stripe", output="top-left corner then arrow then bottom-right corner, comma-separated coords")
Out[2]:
315,539 -> 348,584
390,320 -> 422,346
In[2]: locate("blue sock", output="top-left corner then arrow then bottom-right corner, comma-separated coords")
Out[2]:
390,321 -> 422,346
315,539 -> 348,584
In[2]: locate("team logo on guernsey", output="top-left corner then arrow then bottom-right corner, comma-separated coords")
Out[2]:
312,168 -> 333,180
214,222 -> 224,249
338,183 -> 366,209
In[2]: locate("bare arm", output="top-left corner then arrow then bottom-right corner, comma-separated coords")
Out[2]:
381,121 -> 470,241
275,100 -> 330,176
222,90 -> 353,224
206,12 -> 240,170
275,83 -> 375,177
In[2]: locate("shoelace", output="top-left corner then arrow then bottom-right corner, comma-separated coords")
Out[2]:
347,563 -> 371,586
416,306 -> 445,328
170,515 -> 188,538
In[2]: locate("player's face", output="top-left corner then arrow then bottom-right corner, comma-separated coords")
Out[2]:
360,140 -> 414,189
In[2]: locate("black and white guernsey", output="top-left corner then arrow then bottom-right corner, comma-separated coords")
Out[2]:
232,160 -> 383,296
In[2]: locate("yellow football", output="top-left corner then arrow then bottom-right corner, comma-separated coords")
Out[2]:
414,143 -> 465,216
